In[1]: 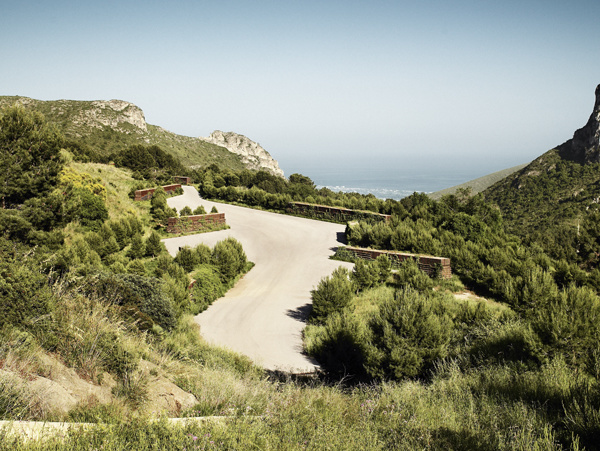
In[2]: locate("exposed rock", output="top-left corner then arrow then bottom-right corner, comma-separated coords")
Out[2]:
201,130 -> 284,177
139,360 -> 198,416
0,354 -> 198,418
558,84 -> 600,163
73,100 -> 148,134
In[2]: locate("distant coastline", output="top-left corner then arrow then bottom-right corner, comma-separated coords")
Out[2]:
288,165 -> 509,200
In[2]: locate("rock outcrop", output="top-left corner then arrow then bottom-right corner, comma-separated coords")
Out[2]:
200,130 -> 284,177
73,100 -> 148,133
558,84 -> 600,163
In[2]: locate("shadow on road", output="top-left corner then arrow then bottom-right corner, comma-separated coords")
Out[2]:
286,303 -> 312,322
336,232 -> 347,244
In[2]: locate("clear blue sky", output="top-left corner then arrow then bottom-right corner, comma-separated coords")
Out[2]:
2,0 -> 599,179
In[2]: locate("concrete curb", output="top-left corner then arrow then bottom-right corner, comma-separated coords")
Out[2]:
0,416 -> 231,442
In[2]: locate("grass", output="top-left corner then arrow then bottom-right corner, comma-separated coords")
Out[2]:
70,162 -> 148,221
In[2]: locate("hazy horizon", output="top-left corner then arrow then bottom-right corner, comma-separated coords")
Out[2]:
2,0 -> 599,180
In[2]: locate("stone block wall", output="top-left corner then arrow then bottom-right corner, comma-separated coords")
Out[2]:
173,176 -> 191,185
166,213 -> 226,234
288,202 -> 391,223
134,184 -> 182,201
344,246 -> 452,279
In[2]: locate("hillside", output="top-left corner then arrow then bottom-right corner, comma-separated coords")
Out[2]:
3,102 -> 600,449
484,85 -> 600,244
0,96 -> 283,175
428,163 -> 528,200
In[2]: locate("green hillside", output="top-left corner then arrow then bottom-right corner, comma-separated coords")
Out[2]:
483,85 -> 600,266
429,163 -> 528,200
3,100 -> 600,449
0,96 -> 245,171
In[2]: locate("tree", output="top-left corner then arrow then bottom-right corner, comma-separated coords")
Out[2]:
179,206 -> 193,216
309,267 -> 354,324
193,205 -> 207,215
126,234 -> 145,259
211,237 -> 247,283
174,245 -> 199,273
352,259 -> 379,292
0,105 -> 64,208
145,230 -> 164,257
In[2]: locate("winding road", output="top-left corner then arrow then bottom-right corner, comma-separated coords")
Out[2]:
163,186 -> 352,373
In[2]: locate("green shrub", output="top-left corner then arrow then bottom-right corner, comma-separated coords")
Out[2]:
86,272 -> 177,330
193,205 -> 207,215
65,187 -> 109,229
364,289 -> 453,380
191,265 -> 224,313
126,234 -> 145,259
309,267 -> 354,324
193,243 -> 212,265
126,260 -> 147,277
211,237 -> 247,283
352,259 -> 380,292
304,312 -> 369,379
0,259 -> 55,332
174,245 -> 199,273
145,230 -> 164,257
179,206 -> 193,216
394,259 -> 434,291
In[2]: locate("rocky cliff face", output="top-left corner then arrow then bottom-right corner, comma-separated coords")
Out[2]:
72,100 -> 148,133
558,84 -> 600,163
200,130 -> 284,177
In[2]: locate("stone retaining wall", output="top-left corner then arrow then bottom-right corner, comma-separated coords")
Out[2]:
173,176 -> 191,185
287,202 -> 391,223
344,246 -> 452,279
134,184 -> 182,201
166,213 -> 226,233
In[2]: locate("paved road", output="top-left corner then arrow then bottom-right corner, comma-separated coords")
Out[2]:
164,186 -> 352,372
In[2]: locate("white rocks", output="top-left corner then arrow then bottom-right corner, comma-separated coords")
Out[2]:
201,130 -> 284,177
74,100 -> 148,133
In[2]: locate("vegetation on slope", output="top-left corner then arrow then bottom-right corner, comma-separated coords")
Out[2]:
0,96 -> 245,171
3,102 -> 600,449
428,163 -> 528,200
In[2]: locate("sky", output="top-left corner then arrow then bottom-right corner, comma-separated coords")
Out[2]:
2,0 -> 600,187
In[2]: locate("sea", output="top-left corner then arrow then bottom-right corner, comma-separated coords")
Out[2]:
284,161 -> 494,201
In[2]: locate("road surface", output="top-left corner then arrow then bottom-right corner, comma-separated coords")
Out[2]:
164,186 -> 352,372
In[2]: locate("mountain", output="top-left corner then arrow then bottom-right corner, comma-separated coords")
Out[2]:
200,130 -> 284,177
428,163 -> 529,200
483,84 -> 600,239
0,96 -> 283,175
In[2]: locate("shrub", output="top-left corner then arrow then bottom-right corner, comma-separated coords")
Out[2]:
126,260 -> 147,277
211,206 -> 219,213
193,243 -> 212,265
394,259 -> 434,291
126,234 -> 145,259
174,245 -> 199,273
193,205 -> 207,215
309,267 -> 354,324
0,259 -> 55,333
87,272 -> 177,330
191,265 -> 225,313
145,230 -> 164,257
304,312 -> 369,379
211,237 -> 247,283
179,206 -> 193,216
352,259 -> 380,292
364,289 -> 453,380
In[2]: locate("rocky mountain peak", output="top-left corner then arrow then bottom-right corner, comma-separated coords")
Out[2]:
200,130 -> 284,177
75,100 -> 148,133
558,84 -> 600,163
